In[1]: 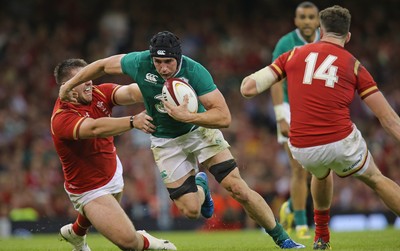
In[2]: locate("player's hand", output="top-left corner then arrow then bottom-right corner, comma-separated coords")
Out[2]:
59,82 -> 78,102
133,110 -> 156,134
163,95 -> 194,122
279,119 -> 290,137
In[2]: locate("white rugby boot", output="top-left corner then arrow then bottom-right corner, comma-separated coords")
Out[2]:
138,230 -> 177,250
60,223 -> 91,251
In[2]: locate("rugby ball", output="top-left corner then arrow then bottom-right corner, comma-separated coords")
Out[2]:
162,78 -> 198,113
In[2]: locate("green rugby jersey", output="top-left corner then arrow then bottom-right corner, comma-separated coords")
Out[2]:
121,50 -> 217,138
272,29 -> 320,103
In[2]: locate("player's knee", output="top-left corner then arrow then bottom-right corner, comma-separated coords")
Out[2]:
181,204 -> 201,219
228,181 -> 251,203
167,175 -> 198,200
209,159 -> 237,183
115,232 -> 142,250
167,176 -> 200,219
220,171 -> 250,203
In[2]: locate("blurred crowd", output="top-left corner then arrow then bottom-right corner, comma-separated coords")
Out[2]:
1,0 -> 400,230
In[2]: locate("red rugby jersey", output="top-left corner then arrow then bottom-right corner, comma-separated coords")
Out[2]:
270,41 -> 379,147
51,84 -> 121,193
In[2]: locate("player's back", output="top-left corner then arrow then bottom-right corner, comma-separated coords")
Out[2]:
282,41 -> 366,147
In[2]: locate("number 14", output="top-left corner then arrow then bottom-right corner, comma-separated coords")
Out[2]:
303,52 -> 338,88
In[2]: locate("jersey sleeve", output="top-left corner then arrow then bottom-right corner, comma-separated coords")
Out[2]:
51,110 -> 86,140
270,50 -> 293,81
355,63 -> 379,99
96,83 -> 121,107
190,63 -> 217,96
121,52 -> 141,78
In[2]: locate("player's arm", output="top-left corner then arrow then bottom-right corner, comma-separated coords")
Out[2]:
78,116 -> 135,139
114,83 -> 144,105
363,92 -> 400,141
163,88 -> 231,128
78,110 -> 155,139
271,79 -> 289,137
240,66 -> 279,98
60,54 -> 126,101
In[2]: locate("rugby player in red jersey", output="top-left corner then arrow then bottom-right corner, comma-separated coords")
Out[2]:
241,5 -> 400,250
51,58 -> 176,250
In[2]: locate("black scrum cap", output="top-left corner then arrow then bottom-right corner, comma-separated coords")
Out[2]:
149,31 -> 182,63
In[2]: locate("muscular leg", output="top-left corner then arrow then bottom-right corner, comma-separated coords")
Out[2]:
202,149 -> 304,248
311,172 -> 333,245
281,142 -> 310,231
311,172 -> 333,211
165,170 -> 205,219
283,143 -> 308,219
357,158 -> 400,216
220,167 -> 277,228
84,194 -> 144,250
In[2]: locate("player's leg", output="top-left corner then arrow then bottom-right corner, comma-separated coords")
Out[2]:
356,156 -> 400,216
311,172 -> 333,250
84,194 -> 176,250
166,170 -> 208,219
283,142 -> 310,238
151,134 -> 211,219
204,149 -> 305,249
84,194 -> 143,249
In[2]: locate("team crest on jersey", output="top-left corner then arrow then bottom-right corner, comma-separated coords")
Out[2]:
97,101 -> 111,116
145,73 -> 158,84
155,94 -> 167,113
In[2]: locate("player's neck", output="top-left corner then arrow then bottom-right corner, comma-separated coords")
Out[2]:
321,35 -> 345,47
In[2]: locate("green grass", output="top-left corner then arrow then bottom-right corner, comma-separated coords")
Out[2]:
0,228 -> 399,251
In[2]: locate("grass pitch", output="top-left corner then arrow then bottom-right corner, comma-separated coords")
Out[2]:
0,228 -> 399,251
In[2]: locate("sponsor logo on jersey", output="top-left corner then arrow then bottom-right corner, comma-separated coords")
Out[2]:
157,50 -> 166,55
145,73 -> 158,84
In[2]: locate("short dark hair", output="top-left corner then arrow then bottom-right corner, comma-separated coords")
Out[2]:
53,58 -> 87,85
319,5 -> 351,37
297,1 -> 318,11
149,31 -> 182,64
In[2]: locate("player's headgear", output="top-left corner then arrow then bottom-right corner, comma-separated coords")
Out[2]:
149,31 -> 182,64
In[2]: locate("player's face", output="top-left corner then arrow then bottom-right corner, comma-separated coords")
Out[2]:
294,7 -> 320,42
153,57 -> 178,80
74,81 -> 93,105
70,68 -> 93,105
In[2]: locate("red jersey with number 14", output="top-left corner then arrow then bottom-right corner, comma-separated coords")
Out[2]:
51,84 -> 121,194
270,41 -> 379,147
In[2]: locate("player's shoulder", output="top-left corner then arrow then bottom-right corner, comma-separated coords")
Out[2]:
276,30 -> 298,45
122,50 -> 151,66
182,55 -> 208,73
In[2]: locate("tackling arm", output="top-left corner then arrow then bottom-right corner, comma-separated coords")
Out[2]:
240,66 -> 279,98
60,54 -> 126,101
363,92 -> 400,141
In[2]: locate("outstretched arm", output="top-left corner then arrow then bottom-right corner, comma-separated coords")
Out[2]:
240,66 -> 279,98
60,54 -> 126,101
363,91 -> 400,141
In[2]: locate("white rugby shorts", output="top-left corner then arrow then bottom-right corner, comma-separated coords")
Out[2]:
288,125 -> 371,179
150,127 -> 230,184
65,156 -> 124,215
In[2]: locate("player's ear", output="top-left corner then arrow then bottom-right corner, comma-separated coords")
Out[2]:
345,32 -> 351,44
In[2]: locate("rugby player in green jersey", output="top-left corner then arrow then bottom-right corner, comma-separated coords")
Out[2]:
60,31 -> 305,249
